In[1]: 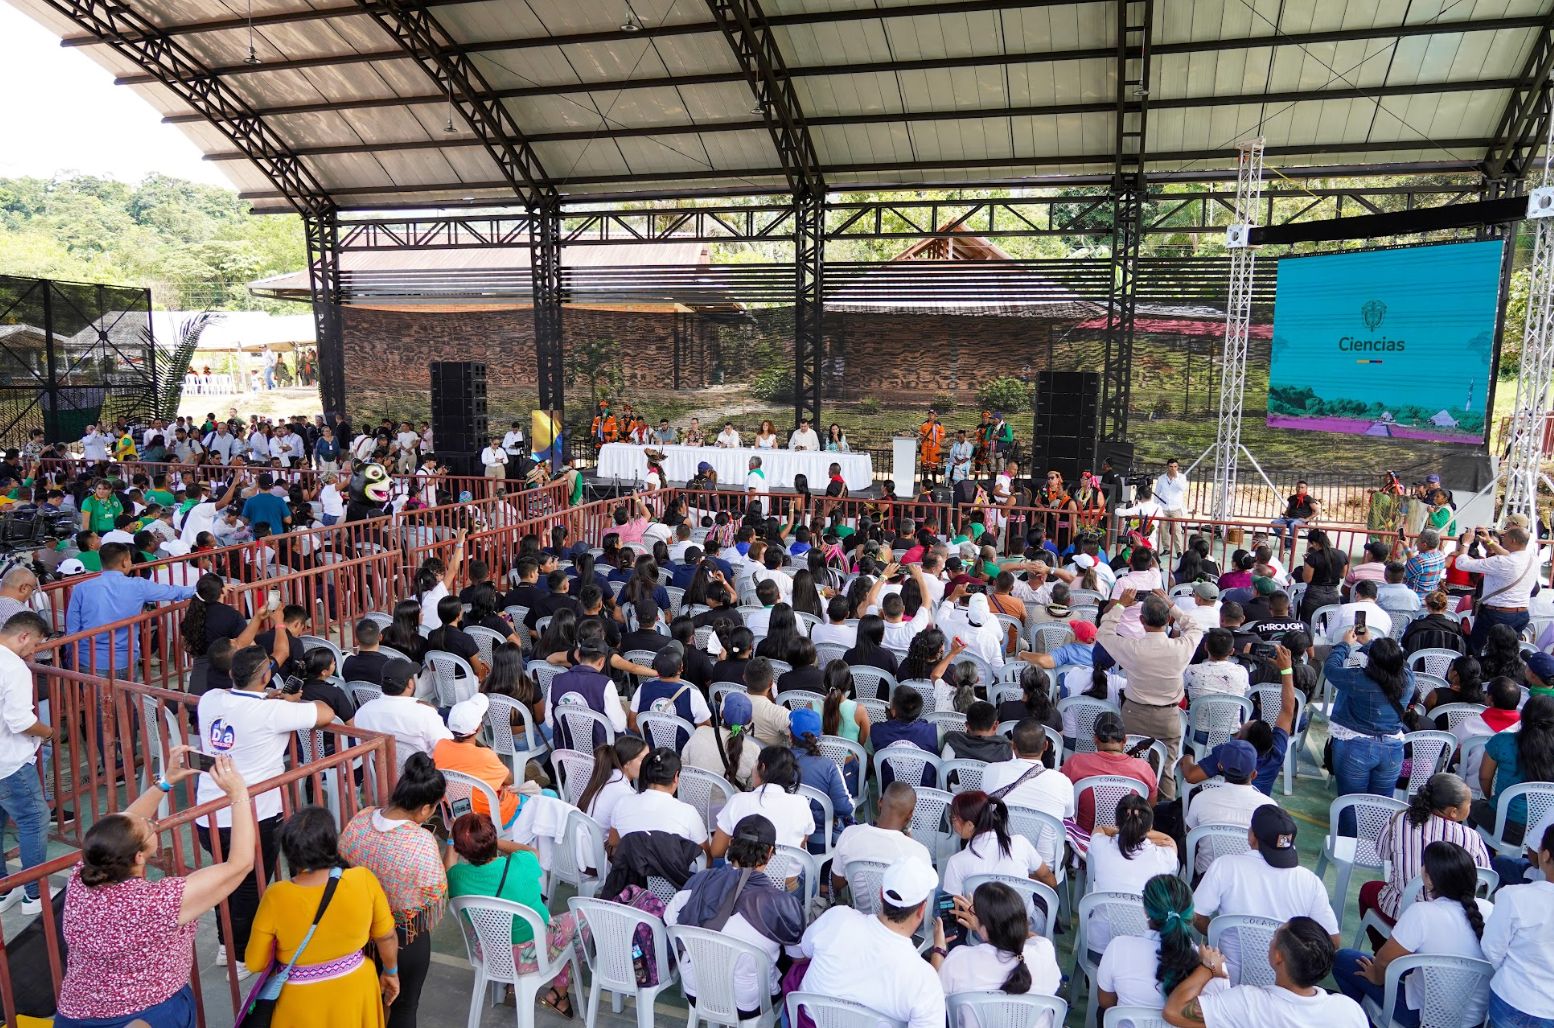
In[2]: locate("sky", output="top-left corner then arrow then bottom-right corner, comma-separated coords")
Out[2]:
0,2 -> 234,187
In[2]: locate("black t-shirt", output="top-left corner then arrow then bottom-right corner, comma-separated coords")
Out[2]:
503,583 -> 546,616
341,650 -> 389,685
619,630 -> 670,656
710,658 -> 749,686
200,602 -> 246,655
843,643 -> 899,677
430,625 -> 479,664
692,607 -> 738,630
381,632 -> 428,665
459,582 -> 496,606
776,665 -> 824,694
578,613 -> 622,650
301,677 -> 354,724
1284,493 -> 1317,519
255,630 -> 307,676
1246,617 -> 1307,642
1304,548 -> 1347,588
532,592 -> 581,626
681,646 -> 716,688
474,613 -> 516,640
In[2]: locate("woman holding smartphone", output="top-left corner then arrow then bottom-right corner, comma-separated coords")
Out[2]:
55,748 -> 255,1028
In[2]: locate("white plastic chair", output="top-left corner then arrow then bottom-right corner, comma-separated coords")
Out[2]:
1103,1006 -> 1170,1028
993,613 -> 1024,655
345,680 -> 383,709
1361,953 -> 1494,1028
676,766 -> 736,838
1408,647 -> 1463,680
764,844 -> 820,914
849,666 -> 898,701
947,991 -> 1067,1028
1207,913 -> 1282,987
1182,822 -> 1250,882
1068,891 -> 1149,1026
1186,694 -> 1252,758
1398,730 -> 1456,798
1006,804 -> 1068,895
1431,702 -> 1486,736
465,624 -> 508,667
872,741 -> 941,790
546,807 -> 606,901
709,682 -> 747,708
552,701 -> 615,752
441,768 -> 503,839
299,634 -> 344,668
1354,867 -> 1500,948
503,604 -> 530,630
786,992 -> 904,1028
908,786 -> 958,865
567,896 -> 679,1028
293,723 -> 344,827
1477,781 -> 1554,857
1313,793 -> 1408,931
636,710 -> 695,752
362,611 -> 394,631
952,651 -> 996,690
962,872 -> 1061,940
814,642 -> 849,669
941,758 -> 989,794
796,783 -> 838,861
483,693 -> 549,781
925,710 -> 967,744
425,649 -> 479,708
551,748 -> 594,807
376,644 -> 412,664
1246,682 -> 1307,795
1058,695 -> 1122,754
1033,623 -> 1074,653
780,689 -> 826,713
449,895 -> 580,1028
669,924 -> 780,1028
1073,775 -> 1149,830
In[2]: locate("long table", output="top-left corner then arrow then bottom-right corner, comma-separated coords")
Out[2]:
596,442 -> 874,490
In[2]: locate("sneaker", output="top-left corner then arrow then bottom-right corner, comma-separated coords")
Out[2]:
0,891 -> 20,914
216,944 -> 228,966
234,963 -> 253,982
19,896 -> 41,917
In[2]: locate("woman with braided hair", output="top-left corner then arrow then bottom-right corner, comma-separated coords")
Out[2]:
1333,840 -> 1493,1027
1097,873 -> 1227,1013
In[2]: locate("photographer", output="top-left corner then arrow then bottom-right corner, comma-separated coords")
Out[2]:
1455,524 -> 1538,654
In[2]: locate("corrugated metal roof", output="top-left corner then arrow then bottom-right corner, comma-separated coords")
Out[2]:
8,0 -> 1549,209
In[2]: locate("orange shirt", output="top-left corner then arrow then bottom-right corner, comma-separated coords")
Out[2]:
432,739 -> 519,827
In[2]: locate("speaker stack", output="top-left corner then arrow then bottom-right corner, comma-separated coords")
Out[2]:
430,361 -> 488,477
1033,370 -> 1100,487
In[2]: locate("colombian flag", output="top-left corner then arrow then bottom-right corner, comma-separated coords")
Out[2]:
531,410 -> 564,469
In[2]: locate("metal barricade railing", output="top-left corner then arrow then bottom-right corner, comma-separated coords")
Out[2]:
0,670 -> 397,1024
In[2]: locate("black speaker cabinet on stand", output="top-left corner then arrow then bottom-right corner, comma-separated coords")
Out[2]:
430,361 -> 488,475
1032,370 -> 1101,487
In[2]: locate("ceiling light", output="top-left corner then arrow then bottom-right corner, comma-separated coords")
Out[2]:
620,11 -> 642,32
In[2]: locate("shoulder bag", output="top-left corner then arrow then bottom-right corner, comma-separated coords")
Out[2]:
236,866 -> 343,1028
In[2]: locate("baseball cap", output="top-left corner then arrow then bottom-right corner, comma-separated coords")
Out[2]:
1072,553 -> 1096,569
1192,581 -> 1221,600
56,558 -> 86,576
1216,740 -> 1258,781
697,461 -> 712,474
1068,619 -> 1098,644
1251,805 -> 1300,869
447,694 -> 489,736
1092,711 -> 1126,743
381,658 -> 417,693
721,691 -> 753,727
880,858 -> 939,908
1526,651 -> 1554,685
788,707 -> 822,740
731,813 -> 777,849
1426,473 -> 1441,484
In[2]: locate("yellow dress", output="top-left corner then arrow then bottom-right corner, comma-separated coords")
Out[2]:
245,866 -> 394,1028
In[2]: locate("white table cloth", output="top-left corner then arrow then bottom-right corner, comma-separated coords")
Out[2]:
596,442 -> 874,490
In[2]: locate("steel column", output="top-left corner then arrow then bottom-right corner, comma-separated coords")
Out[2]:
1483,13 -> 1554,182
305,213 -> 347,420
794,189 -> 825,427
532,196 -> 565,435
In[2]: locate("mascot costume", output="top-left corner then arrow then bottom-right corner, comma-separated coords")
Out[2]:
346,462 -> 393,523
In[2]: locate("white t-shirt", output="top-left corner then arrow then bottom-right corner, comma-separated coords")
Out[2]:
1186,784 -> 1276,833
629,681 -> 713,724
942,831 -> 1046,899
832,823 -> 933,880
196,688 -> 319,826
937,938 -> 1062,1026
586,772 -> 635,833
665,889 -> 779,1013
419,582 -> 449,629
179,500 -> 221,545
981,759 -> 1075,824
1193,852 -> 1338,968
715,784 -> 815,849
1483,880 -> 1554,1018
612,787 -> 708,846
1185,661 -> 1251,700
798,906 -> 946,1028
352,694 -> 454,762
320,484 -> 344,518
1097,931 -> 1230,1009
1390,896 -> 1494,1020
811,622 -> 859,649
1198,984 -> 1367,1028
1087,831 -> 1179,895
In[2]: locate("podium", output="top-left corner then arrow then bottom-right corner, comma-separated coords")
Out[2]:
892,437 -> 918,493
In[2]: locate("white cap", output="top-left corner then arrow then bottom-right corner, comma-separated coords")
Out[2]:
1072,553 -> 1096,569
880,858 -> 938,908
159,539 -> 192,558
56,558 -> 86,576
447,694 -> 489,736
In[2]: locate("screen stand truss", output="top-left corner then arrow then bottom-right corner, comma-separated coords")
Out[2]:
1192,139 -> 1279,524
1503,119 -> 1554,522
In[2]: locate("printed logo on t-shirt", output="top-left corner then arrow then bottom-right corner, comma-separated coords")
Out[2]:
208,718 -> 237,753
649,696 -> 678,715
557,692 -> 586,706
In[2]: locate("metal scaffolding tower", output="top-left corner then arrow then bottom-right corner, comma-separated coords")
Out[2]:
1208,139 -> 1266,522
1503,118 -> 1554,521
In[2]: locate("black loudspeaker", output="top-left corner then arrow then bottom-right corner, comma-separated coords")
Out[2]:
1033,370 -> 1101,485
436,451 -> 482,477
431,361 -> 488,456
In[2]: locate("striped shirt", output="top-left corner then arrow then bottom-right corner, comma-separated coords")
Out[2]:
1376,810 -> 1492,917
1404,549 -> 1446,598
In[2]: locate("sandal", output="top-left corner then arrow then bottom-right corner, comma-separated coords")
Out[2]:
541,987 -> 575,1020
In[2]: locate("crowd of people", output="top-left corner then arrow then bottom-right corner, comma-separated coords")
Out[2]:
0,439 -> 1542,1028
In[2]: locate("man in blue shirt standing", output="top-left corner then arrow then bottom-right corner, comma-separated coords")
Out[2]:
238,474 -> 291,535
65,543 -> 198,676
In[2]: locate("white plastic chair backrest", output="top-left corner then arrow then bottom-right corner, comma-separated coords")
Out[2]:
1395,867 -> 1499,916
1311,604 -> 1342,643
947,991 -> 1067,1028
1069,605 -> 1100,624
908,786 -> 955,855
637,710 -> 695,751
961,873 -> 1061,939
1076,892 -> 1149,965
709,682 -> 747,708
550,808 -> 606,892
300,635 -> 344,667
1408,647 -> 1463,680
1379,953 -> 1494,1028
1006,804 -> 1067,872
1073,774 -> 1149,830
1247,683 -> 1305,734
1400,730 -> 1456,793
1494,782 -> 1554,850
551,748 -> 595,807
768,659 -> 794,677
376,644 -> 411,664
464,625 -> 506,667
552,700 -> 614,751
425,649 -> 478,707
139,694 -> 169,774
1188,694 -> 1252,750
441,768 -> 501,835
345,680 -> 383,708
535,615 -> 554,635
815,643 -> 850,669
941,758 -> 989,794
1034,623 -> 1074,652
503,604 -> 530,629
926,711 -> 967,744
449,896 -> 553,984
1103,1007 -> 1170,1028
765,845 -> 820,911
1430,702 -> 1485,735
1185,823 -> 1251,878
484,693 -> 544,757
786,991 -> 906,1028
1328,794 -> 1408,869
1124,735 -> 1170,777
623,649 -> 659,670
781,690 -> 827,713
858,698 -> 888,725
849,666 -> 897,701
797,783 -> 835,842
1207,914 -> 1282,987
363,611 -> 393,630
676,766 -> 735,835
874,742 -> 940,789
1058,696 -> 1122,754
845,859 -> 890,914
816,734 -> 867,782
668,925 -> 778,1023
954,652 -> 995,689
568,896 -> 671,990
994,662 -> 1026,688
989,682 -> 1023,709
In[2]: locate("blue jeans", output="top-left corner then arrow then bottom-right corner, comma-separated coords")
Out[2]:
1333,734 -> 1404,835
0,762 -> 50,900
1271,516 -> 1307,540
1333,948 -> 1418,1026
1471,606 -> 1531,656
1488,989 -> 1554,1028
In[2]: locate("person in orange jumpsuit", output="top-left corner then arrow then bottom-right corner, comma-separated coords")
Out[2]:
591,401 -> 619,448
918,409 -> 946,485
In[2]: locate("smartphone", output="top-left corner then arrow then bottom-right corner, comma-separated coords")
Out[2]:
1354,609 -> 1367,632
283,674 -> 304,695
266,588 -> 282,611
936,892 -> 965,948
187,751 -> 217,773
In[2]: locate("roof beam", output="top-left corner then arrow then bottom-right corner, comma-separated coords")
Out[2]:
77,0 -> 1096,49
1482,12 -> 1554,180
347,0 -> 551,205
37,0 -> 331,216
236,138 -> 1495,201
199,78 -> 1515,162
129,13 -> 1544,88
